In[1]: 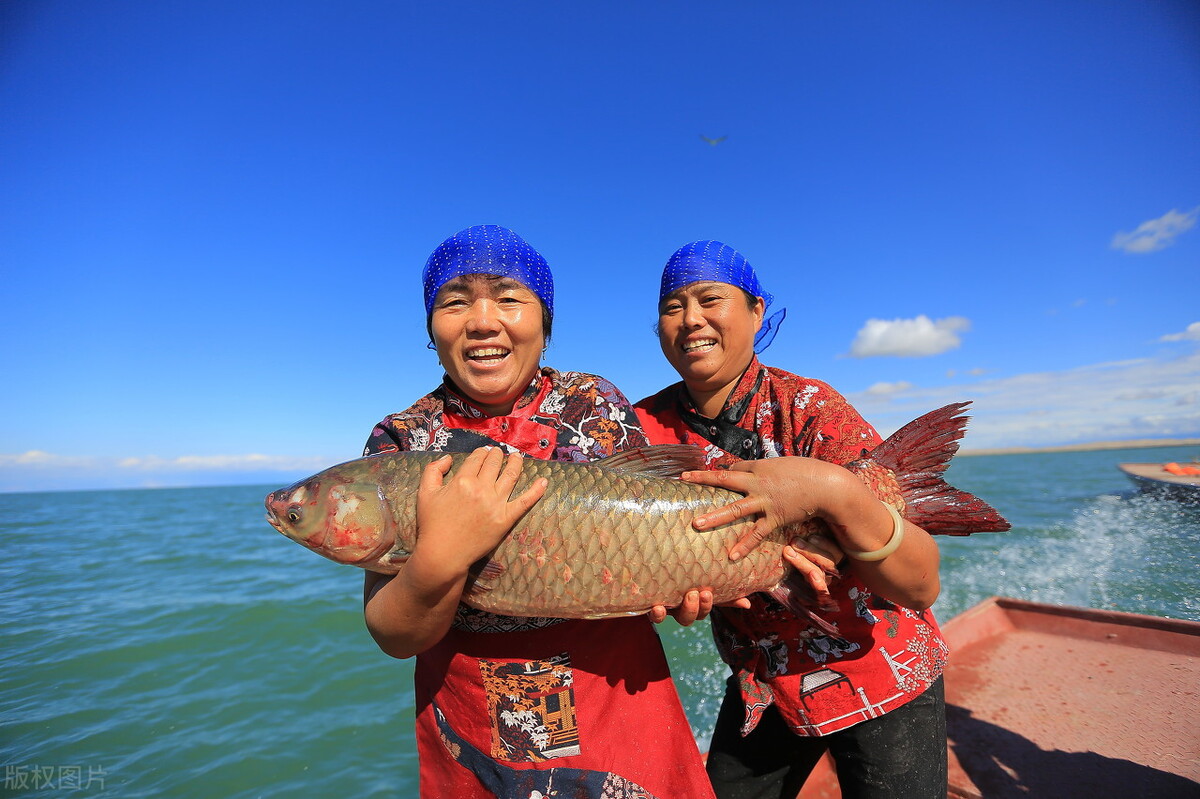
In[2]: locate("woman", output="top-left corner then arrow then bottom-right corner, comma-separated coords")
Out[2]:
635,241 -> 948,799
362,225 -> 713,799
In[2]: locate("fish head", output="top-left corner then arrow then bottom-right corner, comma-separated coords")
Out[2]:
265,470 -> 406,571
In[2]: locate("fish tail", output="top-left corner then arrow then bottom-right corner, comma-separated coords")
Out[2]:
862,402 -> 1011,535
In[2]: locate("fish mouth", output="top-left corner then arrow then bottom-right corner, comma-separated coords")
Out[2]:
264,492 -> 288,535
265,511 -> 286,534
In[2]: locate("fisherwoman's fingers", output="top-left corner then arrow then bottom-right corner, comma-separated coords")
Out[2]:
504,476 -> 548,523
663,589 -> 714,626
418,454 -> 454,493
791,534 -> 843,574
473,445 -> 507,480
672,591 -> 701,625
692,495 -> 766,534
681,468 -> 757,495
783,545 -> 836,611
491,453 -> 547,521
494,452 -> 526,495
728,518 -> 777,562
647,604 -> 669,624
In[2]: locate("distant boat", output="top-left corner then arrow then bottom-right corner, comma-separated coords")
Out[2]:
1118,462 -> 1200,502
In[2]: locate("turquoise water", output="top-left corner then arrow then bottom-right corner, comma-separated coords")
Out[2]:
2,446 -> 1198,797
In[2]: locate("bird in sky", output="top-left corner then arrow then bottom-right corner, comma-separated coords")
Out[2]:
699,134 -> 727,146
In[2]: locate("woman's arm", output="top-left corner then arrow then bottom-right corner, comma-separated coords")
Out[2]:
363,448 -> 547,658
682,458 -> 940,610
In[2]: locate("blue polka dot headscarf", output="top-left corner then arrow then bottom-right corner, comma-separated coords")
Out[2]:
659,240 -> 787,353
422,225 -> 554,318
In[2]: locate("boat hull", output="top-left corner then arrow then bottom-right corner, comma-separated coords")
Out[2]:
797,597 -> 1200,798
1118,462 -> 1200,503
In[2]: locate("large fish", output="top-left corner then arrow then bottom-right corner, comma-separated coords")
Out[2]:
265,402 -> 1008,622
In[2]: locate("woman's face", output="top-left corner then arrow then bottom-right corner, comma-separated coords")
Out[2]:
430,274 -> 546,416
657,281 -> 764,401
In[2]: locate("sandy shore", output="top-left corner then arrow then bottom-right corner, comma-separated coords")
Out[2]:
960,438 -> 1200,457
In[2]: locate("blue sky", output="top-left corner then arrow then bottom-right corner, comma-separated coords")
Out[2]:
2,1 -> 1198,492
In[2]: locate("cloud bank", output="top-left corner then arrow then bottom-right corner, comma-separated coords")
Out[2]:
848,315 -> 970,358
0,452 -> 339,493
849,350 -> 1200,451
1111,206 -> 1199,254
5,344 -> 1197,492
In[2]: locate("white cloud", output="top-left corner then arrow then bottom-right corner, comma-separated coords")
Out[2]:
866,381 -> 913,396
848,315 -> 970,358
848,351 -> 1200,450
118,454 -> 337,472
1111,207 -> 1199,254
945,368 -> 989,379
1,451 -> 100,469
1,452 -> 336,473
0,451 -> 340,491
1161,322 -> 1200,342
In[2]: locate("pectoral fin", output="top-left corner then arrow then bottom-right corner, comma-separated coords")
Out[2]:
463,557 -> 506,597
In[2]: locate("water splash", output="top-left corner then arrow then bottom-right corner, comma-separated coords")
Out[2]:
936,489 -> 1199,622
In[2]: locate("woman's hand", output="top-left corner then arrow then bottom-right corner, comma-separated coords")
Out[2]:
783,537 -> 842,610
414,447 -> 547,577
682,457 -> 847,561
681,458 -> 941,610
363,447 -> 547,659
647,590 -> 752,626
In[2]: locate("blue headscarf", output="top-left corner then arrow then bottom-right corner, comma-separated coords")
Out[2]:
659,240 -> 787,352
422,225 -> 554,318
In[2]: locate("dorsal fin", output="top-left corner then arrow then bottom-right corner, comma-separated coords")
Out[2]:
595,445 -> 709,478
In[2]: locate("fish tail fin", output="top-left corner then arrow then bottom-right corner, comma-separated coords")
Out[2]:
767,571 -> 842,638
858,402 -> 1011,535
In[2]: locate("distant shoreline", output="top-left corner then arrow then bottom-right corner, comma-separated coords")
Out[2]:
959,438 -> 1200,457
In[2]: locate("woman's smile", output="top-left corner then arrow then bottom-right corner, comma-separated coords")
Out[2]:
465,346 -> 511,365
682,337 -> 718,354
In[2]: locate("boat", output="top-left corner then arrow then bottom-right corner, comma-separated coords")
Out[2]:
798,596 -> 1200,798
1118,461 -> 1200,503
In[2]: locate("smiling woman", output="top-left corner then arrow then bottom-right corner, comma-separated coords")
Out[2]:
636,240 -> 950,799
353,225 -> 714,798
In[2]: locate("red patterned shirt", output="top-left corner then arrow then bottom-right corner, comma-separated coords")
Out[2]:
635,357 -> 948,737
367,367 -> 714,799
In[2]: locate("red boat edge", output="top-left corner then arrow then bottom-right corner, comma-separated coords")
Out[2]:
797,596 -> 1200,798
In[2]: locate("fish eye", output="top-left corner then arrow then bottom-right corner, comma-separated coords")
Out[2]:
287,507 -> 303,524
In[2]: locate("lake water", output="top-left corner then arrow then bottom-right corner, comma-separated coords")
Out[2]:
2,446 -> 1198,797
